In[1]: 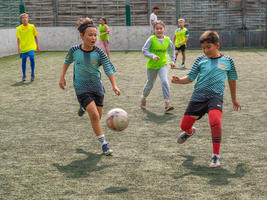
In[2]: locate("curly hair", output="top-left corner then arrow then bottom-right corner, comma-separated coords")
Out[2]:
76,17 -> 96,34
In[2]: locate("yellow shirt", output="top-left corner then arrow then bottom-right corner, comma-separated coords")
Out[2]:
16,23 -> 38,53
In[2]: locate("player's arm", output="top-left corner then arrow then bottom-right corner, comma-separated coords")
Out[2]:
108,73 -> 120,96
180,36 -> 189,46
173,35 -> 176,44
59,63 -> 70,90
17,38 -> 21,53
100,26 -> 110,37
142,38 -> 159,61
228,80 -> 241,111
35,36 -> 40,53
171,75 -> 191,84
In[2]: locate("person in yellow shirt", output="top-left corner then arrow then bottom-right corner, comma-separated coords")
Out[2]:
173,18 -> 189,68
99,17 -> 110,59
16,13 -> 39,81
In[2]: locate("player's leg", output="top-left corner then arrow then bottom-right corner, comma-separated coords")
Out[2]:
207,98 -> 223,168
177,101 -> 205,144
28,51 -> 35,81
158,65 -> 174,112
177,115 -> 197,144
20,53 -> 27,81
181,45 -> 186,68
98,40 -> 104,51
78,93 -> 112,155
208,109 -> 222,168
141,68 -> 158,109
175,47 -> 179,62
103,40 -> 110,59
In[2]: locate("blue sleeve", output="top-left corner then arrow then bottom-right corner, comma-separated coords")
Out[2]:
227,58 -> 238,81
64,47 -> 74,65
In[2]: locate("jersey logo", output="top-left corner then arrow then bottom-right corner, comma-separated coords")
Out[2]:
92,60 -> 97,65
153,49 -> 166,53
220,63 -> 226,70
65,53 -> 69,60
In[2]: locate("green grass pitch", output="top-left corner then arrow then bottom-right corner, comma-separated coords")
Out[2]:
1,49 -> 267,199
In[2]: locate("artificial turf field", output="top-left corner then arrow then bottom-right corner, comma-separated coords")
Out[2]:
1,49 -> 267,199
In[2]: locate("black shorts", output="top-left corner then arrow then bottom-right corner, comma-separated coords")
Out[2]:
175,45 -> 186,52
184,98 -> 223,120
76,92 -> 104,109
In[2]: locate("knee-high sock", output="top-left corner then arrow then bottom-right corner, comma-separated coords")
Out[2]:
29,56 -> 35,75
22,58 -> 27,77
209,109 -> 222,155
180,115 -> 197,135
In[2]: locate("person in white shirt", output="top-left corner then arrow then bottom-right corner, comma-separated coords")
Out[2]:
150,6 -> 159,35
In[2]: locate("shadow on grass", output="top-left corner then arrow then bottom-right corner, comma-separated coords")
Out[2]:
142,109 -> 177,124
174,155 -> 246,185
52,148 -> 116,179
11,81 -> 33,87
104,186 -> 128,194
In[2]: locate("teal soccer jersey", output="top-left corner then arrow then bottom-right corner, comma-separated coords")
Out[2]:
187,54 -> 238,102
64,45 -> 116,96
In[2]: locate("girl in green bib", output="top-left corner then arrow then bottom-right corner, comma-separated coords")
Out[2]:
141,20 -> 176,112
99,17 -> 110,58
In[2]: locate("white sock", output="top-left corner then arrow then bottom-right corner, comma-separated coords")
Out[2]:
97,135 -> 107,147
164,99 -> 170,105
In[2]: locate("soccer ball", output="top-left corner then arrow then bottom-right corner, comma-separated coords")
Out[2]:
105,108 -> 129,131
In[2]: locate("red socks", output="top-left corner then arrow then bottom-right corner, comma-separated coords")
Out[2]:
180,115 -> 197,135
208,109 -> 222,155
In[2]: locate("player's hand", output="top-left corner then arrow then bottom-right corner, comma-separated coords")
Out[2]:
18,47 -> 21,54
154,56 -> 160,61
113,86 -> 121,96
179,43 -> 184,46
59,77 -> 66,90
171,75 -> 180,84
37,46 -> 40,53
170,62 -> 177,69
232,99 -> 241,111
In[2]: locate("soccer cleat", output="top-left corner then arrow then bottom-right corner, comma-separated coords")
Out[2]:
164,103 -> 174,112
181,63 -> 185,68
209,155 -> 221,168
102,143 -> 113,156
140,97 -> 146,109
78,105 -> 86,117
177,127 -> 195,144
31,75 -> 35,81
22,76 -> 26,81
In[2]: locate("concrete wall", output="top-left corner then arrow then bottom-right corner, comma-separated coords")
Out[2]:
0,26 -> 265,58
0,26 -> 177,58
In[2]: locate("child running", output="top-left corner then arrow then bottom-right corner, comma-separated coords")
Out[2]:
141,20 -> 176,112
171,30 -> 241,168
16,13 -> 40,81
59,17 -> 121,156
99,17 -> 110,59
173,18 -> 189,68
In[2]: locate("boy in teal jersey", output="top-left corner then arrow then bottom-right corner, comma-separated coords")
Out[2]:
141,20 -> 176,112
173,18 -> 189,68
16,13 -> 40,81
59,17 -> 121,156
171,31 -> 241,168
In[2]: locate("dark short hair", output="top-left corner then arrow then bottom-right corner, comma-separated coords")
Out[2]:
199,30 -> 220,45
153,6 -> 159,10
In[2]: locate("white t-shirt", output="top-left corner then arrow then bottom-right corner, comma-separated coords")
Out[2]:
150,13 -> 157,30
